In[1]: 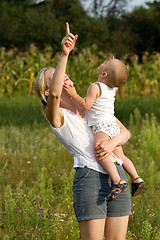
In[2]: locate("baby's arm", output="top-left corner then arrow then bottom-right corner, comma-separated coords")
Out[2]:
115,87 -> 119,93
64,82 -> 100,110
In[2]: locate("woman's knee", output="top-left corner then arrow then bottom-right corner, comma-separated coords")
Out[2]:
79,219 -> 105,240
105,216 -> 129,240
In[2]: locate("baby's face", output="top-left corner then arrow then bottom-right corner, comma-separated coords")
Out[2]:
97,60 -> 109,76
98,58 -> 118,76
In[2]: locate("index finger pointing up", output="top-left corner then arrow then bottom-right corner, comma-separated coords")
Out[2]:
66,22 -> 70,35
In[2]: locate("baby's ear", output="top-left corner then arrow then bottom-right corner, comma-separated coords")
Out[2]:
102,72 -> 108,79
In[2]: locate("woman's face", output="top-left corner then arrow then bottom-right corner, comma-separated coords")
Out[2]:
44,68 -> 73,104
44,68 -> 55,86
44,68 -> 73,87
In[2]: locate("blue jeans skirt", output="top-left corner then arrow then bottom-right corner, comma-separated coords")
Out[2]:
73,163 -> 131,222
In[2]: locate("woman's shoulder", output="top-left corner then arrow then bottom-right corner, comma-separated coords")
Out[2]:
45,108 -> 64,129
52,108 -> 85,129
49,108 -> 88,138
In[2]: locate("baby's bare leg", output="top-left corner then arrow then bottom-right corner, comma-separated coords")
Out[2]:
94,132 -> 121,184
113,146 -> 139,181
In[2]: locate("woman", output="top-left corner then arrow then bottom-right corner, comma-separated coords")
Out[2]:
34,23 -> 131,240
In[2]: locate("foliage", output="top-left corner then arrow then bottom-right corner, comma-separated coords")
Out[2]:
0,47 -> 160,98
128,1 -> 160,57
0,0 -> 160,56
0,0 -> 88,51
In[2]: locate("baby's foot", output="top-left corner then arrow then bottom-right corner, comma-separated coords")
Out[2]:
108,179 -> 128,201
131,177 -> 145,197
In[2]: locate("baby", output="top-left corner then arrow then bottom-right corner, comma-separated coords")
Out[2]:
64,58 -> 145,200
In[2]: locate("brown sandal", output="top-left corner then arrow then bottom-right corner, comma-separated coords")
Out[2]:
108,180 -> 128,201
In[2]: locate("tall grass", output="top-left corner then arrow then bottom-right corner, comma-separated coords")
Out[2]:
0,46 -> 160,97
0,95 -> 160,239
115,95 -> 160,126
127,109 -> 160,239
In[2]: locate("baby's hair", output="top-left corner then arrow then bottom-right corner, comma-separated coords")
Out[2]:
105,59 -> 128,88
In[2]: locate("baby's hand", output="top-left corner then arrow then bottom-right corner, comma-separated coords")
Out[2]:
63,82 -> 77,97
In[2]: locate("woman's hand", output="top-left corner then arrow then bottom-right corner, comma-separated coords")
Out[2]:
61,22 -> 78,56
94,137 -> 118,161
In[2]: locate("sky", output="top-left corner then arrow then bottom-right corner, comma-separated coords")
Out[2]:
127,0 -> 153,11
82,0 -> 154,12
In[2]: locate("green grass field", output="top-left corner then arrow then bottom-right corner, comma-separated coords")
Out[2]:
0,94 -> 160,239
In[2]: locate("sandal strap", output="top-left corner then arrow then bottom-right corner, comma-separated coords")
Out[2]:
108,182 -> 128,201
112,182 -> 127,190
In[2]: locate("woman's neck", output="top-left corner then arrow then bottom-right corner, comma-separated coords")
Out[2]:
60,92 -> 85,118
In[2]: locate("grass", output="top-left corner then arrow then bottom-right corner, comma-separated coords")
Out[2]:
0,94 -> 160,239
115,95 -> 160,126
0,94 -> 46,128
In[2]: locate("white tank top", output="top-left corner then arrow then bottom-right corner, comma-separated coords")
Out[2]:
48,108 -> 107,174
86,82 -> 116,126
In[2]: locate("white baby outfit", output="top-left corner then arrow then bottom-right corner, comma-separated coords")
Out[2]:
85,82 -> 120,138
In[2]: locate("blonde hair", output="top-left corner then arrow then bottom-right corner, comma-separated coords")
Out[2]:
34,67 -> 48,114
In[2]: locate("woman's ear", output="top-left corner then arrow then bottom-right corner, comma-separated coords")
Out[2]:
45,89 -> 49,96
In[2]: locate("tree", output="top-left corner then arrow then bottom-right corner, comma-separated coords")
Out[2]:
127,0 -> 160,59
0,0 -> 34,7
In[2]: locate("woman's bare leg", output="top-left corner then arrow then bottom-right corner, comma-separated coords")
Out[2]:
79,219 -> 105,240
105,216 -> 129,240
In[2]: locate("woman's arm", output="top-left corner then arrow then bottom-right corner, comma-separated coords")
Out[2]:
95,117 -> 130,160
115,117 -> 131,145
46,23 -> 78,128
